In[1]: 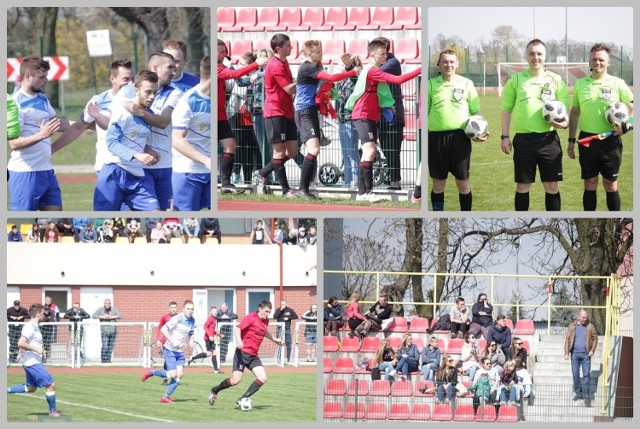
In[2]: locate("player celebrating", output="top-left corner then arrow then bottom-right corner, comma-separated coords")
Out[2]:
568,43 -> 633,211
346,39 -> 422,202
7,303 -> 62,417
294,40 -> 360,199
428,50 -> 487,211
156,301 -> 179,385
162,39 -> 200,92
500,39 -> 569,211
142,300 -> 195,403
208,300 -> 284,407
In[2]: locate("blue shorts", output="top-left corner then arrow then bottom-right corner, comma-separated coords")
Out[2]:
93,164 -> 160,211
8,170 -> 62,210
144,167 -> 173,210
172,172 -> 211,211
24,364 -> 54,388
163,348 -> 186,371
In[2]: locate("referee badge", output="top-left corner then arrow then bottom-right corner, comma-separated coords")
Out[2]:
452,88 -> 464,102
600,89 -> 612,101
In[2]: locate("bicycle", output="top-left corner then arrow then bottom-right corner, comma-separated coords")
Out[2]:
318,143 -> 389,187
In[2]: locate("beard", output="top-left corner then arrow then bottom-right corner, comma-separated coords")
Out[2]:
29,84 -> 43,93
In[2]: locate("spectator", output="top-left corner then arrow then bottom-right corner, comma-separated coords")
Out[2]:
497,359 -> 518,406
145,218 -> 161,243
273,220 -> 286,244
63,302 -> 90,363
346,291 -> 366,338
449,296 -> 471,339
73,217 -> 90,242
274,300 -> 298,363
7,300 -> 30,362
92,299 -> 122,363
124,217 -> 143,243
374,339 -> 398,381
199,218 -> 221,244
564,309 -> 598,407
482,340 -> 506,369
335,54 -> 360,188
469,293 -> 494,339
150,221 -> 168,244
8,225 -> 23,242
249,219 -> 271,244
98,219 -> 115,243
352,292 -> 392,340
296,226 -> 309,247
43,222 -> 59,243
460,333 -> 481,382
56,218 -> 73,237
26,224 -> 40,243
513,357 -> 533,405
162,217 -> 183,243
111,218 -> 126,238
40,305 -> 55,360
78,221 -> 98,243
435,354 -> 458,405
215,303 -> 238,363
323,296 -> 344,336
421,336 -> 442,381
511,337 -> 528,368
307,225 -> 317,245
487,315 -> 513,360
36,218 -> 53,242
468,372 -> 492,415
182,218 -> 200,242
43,296 -> 60,342
301,304 -> 318,362
395,332 -> 420,381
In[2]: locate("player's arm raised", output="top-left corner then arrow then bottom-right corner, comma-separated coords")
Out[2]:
132,104 -> 174,129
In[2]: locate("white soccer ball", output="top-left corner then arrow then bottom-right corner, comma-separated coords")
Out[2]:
542,100 -> 567,124
605,102 -> 630,126
238,397 -> 253,411
464,115 -> 488,139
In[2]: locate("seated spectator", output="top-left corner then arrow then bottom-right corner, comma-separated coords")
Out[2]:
323,296 -> 344,336
56,218 -> 74,236
460,333 -> 481,382
125,218 -> 143,243
199,218 -> 221,244
43,222 -> 59,243
421,336 -> 442,381
497,359 -> 518,406
449,297 -> 471,339
73,217 -> 90,242
98,219 -> 115,243
375,339 -> 398,381
182,218 -> 200,242
307,225 -> 317,245
162,217 -> 183,243
149,221 -> 167,244
487,315 -> 513,360
112,218 -> 126,238
435,354 -> 458,404
511,337 -> 528,368
482,340 -> 506,369
395,332 -> 420,381
7,225 -> 23,242
26,224 -> 40,243
78,221 -> 98,243
351,293 -> 392,340
513,357 -> 533,404
468,372 -> 492,414
346,291 -> 366,337
469,293 -> 494,339
296,226 -> 309,247
145,218 -> 161,243
36,217 -> 52,242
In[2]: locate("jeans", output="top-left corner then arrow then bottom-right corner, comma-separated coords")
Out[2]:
100,330 -> 117,363
465,364 -> 478,382
253,113 -> 272,171
499,385 -> 518,403
422,362 -> 438,381
571,351 -> 591,398
339,121 -> 359,187
436,383 -> 456,402
378,362 -> 396,380
396,358 -> 418,378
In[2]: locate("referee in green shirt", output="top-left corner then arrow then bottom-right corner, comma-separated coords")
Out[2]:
428,50 -> 487,211
568,43 -> 633,211
501,39 -> 569,211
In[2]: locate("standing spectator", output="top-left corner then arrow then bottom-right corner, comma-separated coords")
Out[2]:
98,219 -> 115,243
55,218 -> 73,237
564,309 -> 598,407
215,303 -> 238,363
449,296 -> 471,339
511,337 -> 528,368
469,293 -> 494,340
162,217 -> 182,243
249,219 -> 271,244
156,301 -> 179,385
92,299 -> 122,363
323,296 -> 343,336
182,218 -> 200,242
43,296 -> 60,343
199,218 -> 222,244
7,225 -> 23,242
301,304 -> 318,362
421,336 -> 442,381
7,300 -> 30,362
26,224 -> 40,243
124,217 -> 143,243
395,332 -> 420,381
189,305 -> 223,373
487,315 -> 513,360
435,354 -> 458,405
346,291 -> 366,338
40,305 -> 55,361
78,221 -> 98,243
296,226 -> 309,247
274,300 -> 298,363
43,221 -> 59,243
352,292 -> 392,340
335,54 -> 360,189
245,49 -> 272,179
63,302 -> 90,363
150,221 -> 168,244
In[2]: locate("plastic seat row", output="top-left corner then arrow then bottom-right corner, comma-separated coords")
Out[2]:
324,402 -> 518,421
218,7 -> 421,32
325,378 -> 439,397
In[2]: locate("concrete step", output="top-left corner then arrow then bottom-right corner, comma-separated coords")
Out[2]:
534,354 -> 602,364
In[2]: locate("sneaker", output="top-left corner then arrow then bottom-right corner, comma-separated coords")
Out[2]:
220,184 -> 245,195
573,394 -> 583,401
283,189 -> 297,198
400,374 -> 407,382
584,399 -> 592,408
187,359 -> 192,366
411,193 -> 422,204
160,396 -> 174,404
355,192 -> 382,203
48,410 -> 62,418
297,190 -> 318,200
213,370 -> 225,374
252,170 -> 266,186
208,389 -> 217,406
450,333 -> 457,339
141,369 -> 153,382
161,378 -> 169,386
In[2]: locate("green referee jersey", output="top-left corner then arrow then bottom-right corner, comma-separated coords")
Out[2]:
7,93 -> 21,139
428,74 -> 480,131
573,74 -> 633,134
502,69 -> 569,133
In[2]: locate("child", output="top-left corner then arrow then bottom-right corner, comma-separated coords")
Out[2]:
468,372 -> 492,414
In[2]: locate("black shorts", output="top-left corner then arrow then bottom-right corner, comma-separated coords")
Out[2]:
295,107 -> 321,144
577,131 -> 622,181
205,340 -> 216,352
513,131 -> 563,183
264,116 -> 297,144
354,119 -> 378,144
428,129 -> 472,180
218,120 -> 234,141
232,348 -> 263,372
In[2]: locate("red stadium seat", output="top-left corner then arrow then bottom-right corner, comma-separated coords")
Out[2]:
390,380 -> 413,397
370,379 -> 391,396
332,357 -> 354,374
323,39 -> 346,64
395,38 -> 419,64
383,7 -> 420,30
335,7 -> 370,31
339,335 -> 360,353
413,337 -> 424,353
286,39 -> 301,64
245,7 -> 279,32
321,7 -> 348,31
411,403 -> 431,421
289,7 -> 319,32
324,378 -> 346,396
387,316 -> 408,333
347,39 -> 370,60
271,7 -> 302,31
254,39 -> 271,53
389,403 -> 411,420
323,357 -> 332,373
217,7 -> 236,32
359,7 -> 395,30
323,401 -> 343,419
388,336 -> 402,350
404,7 -> 422,30
409,316 -> 430,333
230,40 -> 253,63
432,403 -> 454,421
475,405 -> 497,422
453,404 -> 476,422
344,401 -> 365,419
347,379 -> 369,396
497,404 -> 519,422
231,8 -> 257,32
223,40 -> 231,58
365,402 -> 388,420
360,336 -> 380,353
323,335 -> 339,352
514,319 -> 535,335
477,339 -> 487,352
522,339 -> 531,356
446,338 -> 465,355
415,380 -> 435,397
505,319 -> 514,332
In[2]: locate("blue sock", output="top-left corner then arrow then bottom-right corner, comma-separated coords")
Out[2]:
151,369 -> 167,378
164,379 -> 179,397
46,391 -> 56,411
7,384 -> 27,394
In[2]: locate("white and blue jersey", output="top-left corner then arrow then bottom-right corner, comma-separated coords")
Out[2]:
81,89 -> 117,172
105,105 -> 153,177
8,90 -> 57,172
147,84 -> 183,169
171,86 -> 211,174
171,72 -> 200,93
163,313 -> 196,352
21,322 -> 44,367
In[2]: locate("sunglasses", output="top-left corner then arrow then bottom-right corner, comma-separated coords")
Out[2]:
490,344 -> 497,347
448,359 -> 454,362
516,342 -> 523,345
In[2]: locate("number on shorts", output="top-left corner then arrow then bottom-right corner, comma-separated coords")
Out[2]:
310,128 -> 315,135
368,132 -> 374,140
281,133 -> 286,140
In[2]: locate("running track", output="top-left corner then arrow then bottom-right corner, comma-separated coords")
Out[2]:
219,200 -> 420,211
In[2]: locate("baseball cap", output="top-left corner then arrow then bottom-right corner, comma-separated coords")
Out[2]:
299,226 -> 306,232
13,300 -> 20,306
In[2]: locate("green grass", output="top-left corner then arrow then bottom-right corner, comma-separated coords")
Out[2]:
429,93 -> 634,211
219,192 -> 418,208
7,370 -> 316,422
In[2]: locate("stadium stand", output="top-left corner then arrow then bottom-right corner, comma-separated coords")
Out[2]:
334,7 -> 369,31
324,402 -> 343,419
323,39 -> 346,64
386,316 -> 408,333
388,403 -> 411,420
345,402 -> 365,419
475,405 -> 497,422
383,6 -> 420,30
347,379 -> 369,396
324,378 -> 346,396
217,7 -> 236,32
497,404 -> 519,422
390,380 -> 412,397
514,319 -> 535,335
431,403 -> 454,421
395,38 -> 420,64
415,380 -> 435,397
332,356 -> 355,374
359,7 -> 394,30
289,7 -> 323,32
323,335 -> 339,352
230,39 -> 253,63
408,316 -> 429,333
321,7 -> 348,31
338,335 -> 360,355
365,402 -> 388,420
347,38 -> 370,60
232,8 -> 258,32
245,7 -> 279,32
323,357 -> 332,373
452,404 -> 476,422
254,38 -> 271,52
272,7 -> 303,31
359,336 -> 380,354
410,403 -> 431,421
370,379 -> 391,396
445,338 -> 464,356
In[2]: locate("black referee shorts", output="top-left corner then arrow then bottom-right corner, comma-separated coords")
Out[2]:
428,129 -> 472,180
513,131 -> 563,183
577,131 -> 622,181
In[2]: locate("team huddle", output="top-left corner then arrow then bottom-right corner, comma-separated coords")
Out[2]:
7,40 -> 212,211
429,40 -> 633,211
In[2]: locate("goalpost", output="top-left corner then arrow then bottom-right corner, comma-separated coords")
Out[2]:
496,62 -> 590,96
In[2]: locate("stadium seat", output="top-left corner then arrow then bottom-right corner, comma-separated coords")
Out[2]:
395,38 -> 419,64
245,7 -> 279,32
354,358 -> 375,375
332,357 -> 354,374
230,8 -> 257,32
497,404 -> 519,422
323,357 -> 332,373
320,7 -> 348,31
505,319 -> 514,332
347,38 -> 369,60
475,405 -> 497,422
223,40 -> 231,58
360,336 -> 380,353
389,403 -> 411,420
334,7 -> 368,31
59,236 -> 75,244
413,337 -> 424,353
359,7 -> 394,30
338,335 -> 360,353
286,39 -> 302,65
411,403 -> 431,421
430,317 -> 450,334
453,404 -> 476,422
513,319 -> 535,335
522,340 -> 531,356
277,7 -> 304,31
387,316 -> 408,333
347,379 -> 369,396
383,7 -> 420,30
323,39 -> 345,64
305,7 -> 327,31
390,380 -> 413,397
217,7 -> 236,32
365,402 -> 388,420
344,402 -> 365,419
324,378 -> 346,396
446,338 -> 465,355
323,335 -> 339,352
477,339 -> 487,352
415,380 -> 435,397
370,379 -> 391,396
254,39 -> 271,53
230,40 -> 253,63
409,316 -> 430,333
432,403 -> 454,421
323,401 -> 343,419
387,336 -> 402,350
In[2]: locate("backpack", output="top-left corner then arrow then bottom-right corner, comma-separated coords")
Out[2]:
429,314 -> 451,332
370,367 -> 381,381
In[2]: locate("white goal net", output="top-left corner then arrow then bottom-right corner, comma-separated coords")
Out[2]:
497,62 -> 590,96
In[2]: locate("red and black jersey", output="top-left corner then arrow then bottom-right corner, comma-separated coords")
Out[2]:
264,57 -> 294,119
217,62 -> 260,121
157,313 -> 173,344
239,311 -> 269,356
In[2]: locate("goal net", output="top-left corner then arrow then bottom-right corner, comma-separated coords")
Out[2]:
497,62 -> 590,96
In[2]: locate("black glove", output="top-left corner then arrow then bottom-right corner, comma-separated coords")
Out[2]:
622,121 -> 634,134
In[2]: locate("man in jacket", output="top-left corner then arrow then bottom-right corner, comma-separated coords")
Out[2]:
564,310 -> 598,407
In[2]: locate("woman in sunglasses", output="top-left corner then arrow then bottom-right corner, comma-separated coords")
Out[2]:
511,336 -> 528,368
435,354 -> 458,404
482,340 -> 506,368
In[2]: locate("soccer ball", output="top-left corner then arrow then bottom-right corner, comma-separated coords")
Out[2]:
238,397 -> 253,411
605,102 -> 630,125
542,100 -> 567,124
463,115 -> 488,139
